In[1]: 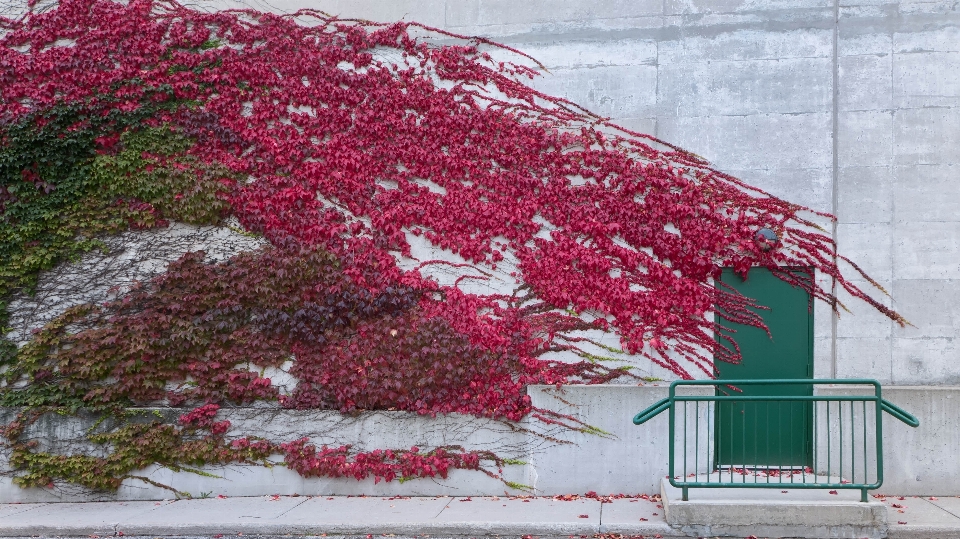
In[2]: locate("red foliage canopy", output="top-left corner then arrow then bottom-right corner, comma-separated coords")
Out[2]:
0,0 -> 901,397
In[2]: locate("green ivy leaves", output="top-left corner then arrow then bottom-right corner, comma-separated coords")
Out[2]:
90,126 -> 233,225
0,103 -> 233,363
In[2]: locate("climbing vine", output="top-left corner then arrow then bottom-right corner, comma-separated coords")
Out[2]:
0,0 -> 903,494
0,102 -> 230,360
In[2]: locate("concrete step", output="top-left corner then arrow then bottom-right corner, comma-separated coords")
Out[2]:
661,475 -> 886,538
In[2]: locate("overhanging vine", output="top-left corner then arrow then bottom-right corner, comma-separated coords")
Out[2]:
0,0 -> 904,494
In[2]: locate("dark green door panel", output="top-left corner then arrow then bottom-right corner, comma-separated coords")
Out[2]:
714,267 -> 813,468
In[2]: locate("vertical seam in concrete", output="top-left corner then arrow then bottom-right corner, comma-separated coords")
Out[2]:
654,1 -> 662,140
830,0 -> 840,379
888,30 -> 895,385
655,38 -> 660,139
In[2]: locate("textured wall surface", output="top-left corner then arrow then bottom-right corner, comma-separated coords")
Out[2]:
0,406 -> 539,502
189,0 -> 960,385
2,385 -> 952,499
818,385 -> 960,494
2,0 -> 956,500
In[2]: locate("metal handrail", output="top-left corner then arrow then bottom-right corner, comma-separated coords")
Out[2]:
633,379 -> 919,502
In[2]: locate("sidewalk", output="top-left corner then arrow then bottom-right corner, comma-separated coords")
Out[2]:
1,493 -> 959,538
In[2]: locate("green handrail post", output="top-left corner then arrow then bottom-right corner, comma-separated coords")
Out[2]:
631,379 -> 919,501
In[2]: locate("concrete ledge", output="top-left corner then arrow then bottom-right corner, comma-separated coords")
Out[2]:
2,385 -> 958,501
661,477 -> 888,539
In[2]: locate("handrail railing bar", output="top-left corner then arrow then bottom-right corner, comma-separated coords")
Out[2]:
753,402 -> 758,484
671,379 -> 882,386
673,395 -> 879,402
855,400 -> 860,484
863,403 -> 868,490
706,401 -> 717,480
799,400 -> 804,484
781,402 -> 795,483
881,399 -> 912,418
766,404 -> 770,484
722,401 -> 727,483
876,387 -> 884,492
674,481 -> 882,489
778,400 -> 782,483
851,399 -> 857,484
740,403 -> 747,483
715,398 -> 721,481
798,400 -> 802,483
803,399 -> 809,484
747,402 -> 751,484
633,379 -> 917,500
695,401 -> 699,482
791,400 -> 796,484
840,401 -> 844,485
862,400 -> 868,486
880,400 -> 920,427
812,400 -> 816,485
668,389 -> 676,496
728,401 -> 733,483
827,400 -> 831,483
632,398 -> 671,424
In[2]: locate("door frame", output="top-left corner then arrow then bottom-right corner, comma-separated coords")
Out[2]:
712,266 -> 815,470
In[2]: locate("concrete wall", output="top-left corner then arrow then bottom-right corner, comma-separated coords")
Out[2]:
4,0 -> 958,501
2,385 -> 953,500
530,384 -> 960,496
191,0 -> 960,384
0,406 -> 539,502
828,385 -> 960,495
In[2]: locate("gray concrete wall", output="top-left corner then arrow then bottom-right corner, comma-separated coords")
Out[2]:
817,385 -> 960,495
193,0 -> 960,384
4,0 -> 958,502
2,386 -> 690,501
0,406 -> 539,502
2,385 -> 953,499
865,386 -> 960,495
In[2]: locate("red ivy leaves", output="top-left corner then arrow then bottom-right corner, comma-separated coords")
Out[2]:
280,438 -> 496,484
0,0 -> 905,492
8,243 -> 627,420
0,0 -> 902,383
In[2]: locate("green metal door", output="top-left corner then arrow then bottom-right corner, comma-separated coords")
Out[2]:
714,267 -> 813,468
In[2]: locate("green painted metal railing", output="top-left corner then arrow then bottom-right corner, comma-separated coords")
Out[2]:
633,379 -> 919,502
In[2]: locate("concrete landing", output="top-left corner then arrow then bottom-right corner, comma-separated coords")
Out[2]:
661,476 -> 887,538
